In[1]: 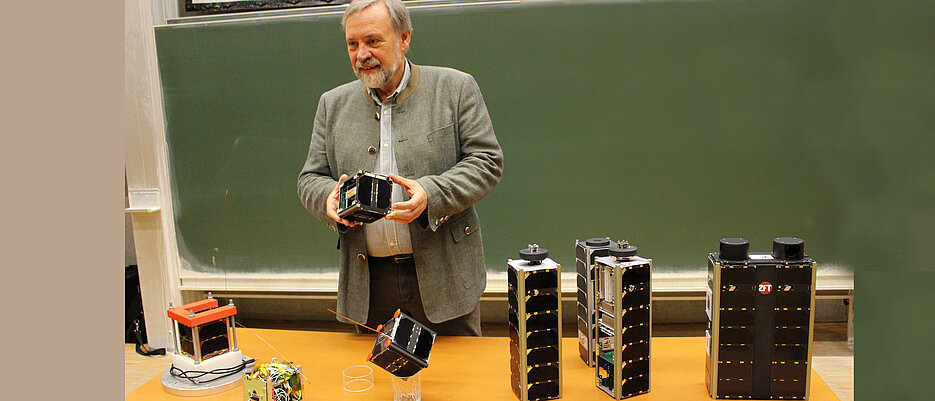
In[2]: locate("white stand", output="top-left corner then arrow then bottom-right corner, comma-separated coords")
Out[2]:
160,350 -> 253,397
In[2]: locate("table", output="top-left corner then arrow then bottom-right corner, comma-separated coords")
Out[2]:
127,328 -> 841,400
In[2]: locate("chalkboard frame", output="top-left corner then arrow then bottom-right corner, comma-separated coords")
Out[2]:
186,0 -> 342,13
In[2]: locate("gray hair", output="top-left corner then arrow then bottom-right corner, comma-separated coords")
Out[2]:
341,0 -> 412,35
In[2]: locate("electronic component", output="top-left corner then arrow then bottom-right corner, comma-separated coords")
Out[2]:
367,309 -> 437,378
509,244 -> 562,401
575,237 -> 614,366
177,319 -> 229,360
243,359 -> 303,401
338,170 -> 394,223
593,241 -> 651,399
705,237 -> 816,399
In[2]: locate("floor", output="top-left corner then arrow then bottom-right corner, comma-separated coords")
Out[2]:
125,322 -> 853,400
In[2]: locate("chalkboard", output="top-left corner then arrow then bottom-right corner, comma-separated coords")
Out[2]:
154,0 -> 933,276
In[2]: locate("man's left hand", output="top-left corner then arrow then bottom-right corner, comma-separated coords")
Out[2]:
386,174 -> 427,224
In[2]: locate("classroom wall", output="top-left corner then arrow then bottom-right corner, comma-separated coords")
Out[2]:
128,3 -> 934,391
126,0 -> 188,349
151,0 -> 891,280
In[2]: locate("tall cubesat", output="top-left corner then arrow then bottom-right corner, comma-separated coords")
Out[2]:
509,244 -> 562,401
706,237 -> 817,399
576,238 -> 614,366
593,242 -> 652,399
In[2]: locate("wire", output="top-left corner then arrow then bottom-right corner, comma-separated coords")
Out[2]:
326,308 -> 394,342
170,357 -> 255,384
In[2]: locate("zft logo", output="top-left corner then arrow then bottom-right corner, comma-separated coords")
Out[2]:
758,282 -> 773,295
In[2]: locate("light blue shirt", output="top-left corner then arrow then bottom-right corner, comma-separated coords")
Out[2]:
364,60 -> 413,257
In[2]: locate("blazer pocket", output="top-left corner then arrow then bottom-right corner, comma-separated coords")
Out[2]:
426,123 -> 455,143
424,123 -> 458,173
448,212 -> 480,243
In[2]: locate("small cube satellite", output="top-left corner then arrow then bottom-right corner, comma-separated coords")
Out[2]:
338,170 -> 394,223
367,309 -> 437,378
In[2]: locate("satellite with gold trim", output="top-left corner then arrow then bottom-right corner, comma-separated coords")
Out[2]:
705,237 -> 817,399
593,241 -> 652,399
508,244 -> 563,401
243,358 -> 303,401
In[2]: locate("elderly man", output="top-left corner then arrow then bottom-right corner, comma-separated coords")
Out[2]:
297,0 -> 503,336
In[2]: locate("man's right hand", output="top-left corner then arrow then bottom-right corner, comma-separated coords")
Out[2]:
326,174 -> 359,227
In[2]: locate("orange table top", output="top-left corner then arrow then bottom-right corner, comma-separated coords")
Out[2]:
127,328 -> 840,401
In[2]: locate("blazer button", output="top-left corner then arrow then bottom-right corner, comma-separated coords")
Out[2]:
465,226 -> 471,235
368,146 -> 377,155
357,254 -> 367,262
374,112 -> 380,121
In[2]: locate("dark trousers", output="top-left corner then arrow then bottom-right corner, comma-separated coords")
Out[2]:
359,254 -> 482,336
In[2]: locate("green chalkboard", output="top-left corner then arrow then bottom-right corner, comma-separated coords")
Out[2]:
154,0 -> 933,275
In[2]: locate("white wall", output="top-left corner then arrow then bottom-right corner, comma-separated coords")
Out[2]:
125,0 -> 181,350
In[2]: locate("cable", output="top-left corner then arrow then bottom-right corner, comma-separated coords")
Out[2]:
169,357 -> 256,384
133,320 -> 166,356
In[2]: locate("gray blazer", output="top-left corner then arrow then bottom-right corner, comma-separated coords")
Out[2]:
297,63 -> 503,323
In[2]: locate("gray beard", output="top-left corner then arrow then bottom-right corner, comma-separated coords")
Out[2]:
356,59 -> 398,89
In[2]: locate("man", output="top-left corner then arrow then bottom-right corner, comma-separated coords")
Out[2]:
297,0 -> 503,336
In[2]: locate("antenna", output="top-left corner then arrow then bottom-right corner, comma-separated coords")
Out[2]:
327,309 -> 394,342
